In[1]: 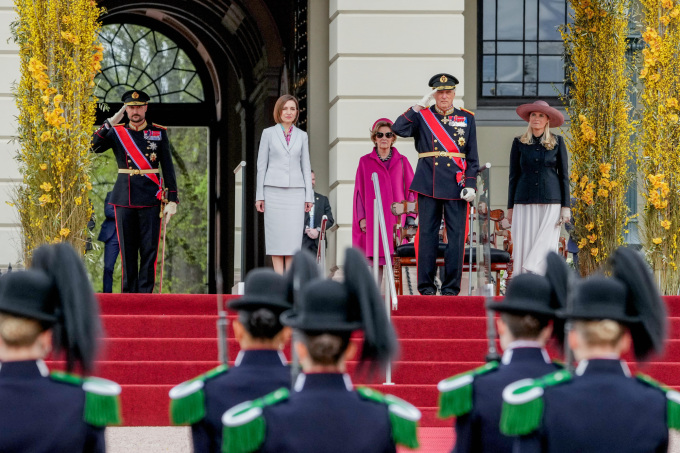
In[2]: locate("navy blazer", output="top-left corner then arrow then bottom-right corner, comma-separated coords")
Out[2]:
507,135 -> 569,209
92,120 -> 178,207
191,350 -> 290,453
97,191 -> 117,243
0,360 -> 106,452
392,105 -> 479,200
302,192 -> 334,252
513,359 -> 668,453
259,373 -> 396,453
255,125 -> 313,203
453,346 -> 559,453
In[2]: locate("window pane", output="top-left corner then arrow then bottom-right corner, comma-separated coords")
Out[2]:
525,41 -> 537,54
497,1 -> 524,39
538,82 -> 563,96
538,55 -> 563,81
524,83 -> 538,96
482,83 -> 496,96
483,0 -> 497,40
497,55 -> 523,82
539,0 -> 564,40
483,41 -> 496,54
538,41 -> 563,54
524,56 -> 537,82
483,56 -> 496,82
525,0 -> 538,40
497,83 -> 523,96
497,41 -> 524,54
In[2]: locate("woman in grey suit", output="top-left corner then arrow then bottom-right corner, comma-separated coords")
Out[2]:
256,95 -> 314,274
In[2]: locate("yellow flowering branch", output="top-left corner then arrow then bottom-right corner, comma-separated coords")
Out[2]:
12,0 -> 104,261
562,0 -> 635,276
638,0 -> 680,294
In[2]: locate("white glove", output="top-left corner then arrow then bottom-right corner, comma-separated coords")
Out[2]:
417,88 -> 438,108
306,228 -> 320,240
461,188 -> 476,202
108,105 -> 127,125
164,202 -> 177,225
558,207 -> 571,226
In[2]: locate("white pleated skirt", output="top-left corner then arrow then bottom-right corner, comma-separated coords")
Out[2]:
511,203 -> 561,275
264,186 -> 305,256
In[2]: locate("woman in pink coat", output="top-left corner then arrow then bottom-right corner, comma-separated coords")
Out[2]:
353,118 -> 416,266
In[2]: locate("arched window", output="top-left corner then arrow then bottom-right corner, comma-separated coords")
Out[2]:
95,24 -> 204,103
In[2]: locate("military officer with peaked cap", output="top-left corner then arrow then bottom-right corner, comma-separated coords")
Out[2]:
168,268 -> 294,453
437,253 -> 569,453
0,243 -> 122,452
392,73 -> 479,296
500,247 -> 675,453
220,249 -> 421,453
91,90 -> 178,293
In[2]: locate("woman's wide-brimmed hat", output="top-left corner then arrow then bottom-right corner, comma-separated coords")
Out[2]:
516,100 -> 565,128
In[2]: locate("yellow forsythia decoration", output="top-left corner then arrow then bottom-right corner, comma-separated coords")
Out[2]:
638,0 -> 680,294
562,0 -> 635,276
12,0 -> 104,261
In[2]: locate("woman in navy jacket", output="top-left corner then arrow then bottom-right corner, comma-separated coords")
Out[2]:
507,100 -> 570,275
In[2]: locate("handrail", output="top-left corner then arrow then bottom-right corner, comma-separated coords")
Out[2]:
234,161 -> 247,284
316,215 -> 328,275
371,172 -> 398,386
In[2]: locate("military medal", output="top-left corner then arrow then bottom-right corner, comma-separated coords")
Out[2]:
458,137 -> 466,146
150,152 -> 157,162
148,142 -> 158,151
457,128 -> 465,136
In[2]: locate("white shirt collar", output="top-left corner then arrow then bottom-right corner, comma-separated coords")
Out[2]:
501,341 -> 550,365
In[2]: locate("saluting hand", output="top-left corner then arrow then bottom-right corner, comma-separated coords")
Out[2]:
255,200 -> 265,213
415,88 -> 438,110
108,105 -> 127,125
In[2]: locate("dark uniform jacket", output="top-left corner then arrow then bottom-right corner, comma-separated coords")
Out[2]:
0,360 -> 106,452
92,120 -> 178,207
392,105 -> 479,200
192,350 -> 290,453
259,373 -> 396,453
302,192 -> 334,253
507,135 -> 569,209
513,359 -> 668,453
97,191 -> 117,243
453,346 -> 559,453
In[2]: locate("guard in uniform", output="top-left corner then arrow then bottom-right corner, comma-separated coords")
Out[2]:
91,90 -> 178,293
220,248 -> 421,453
500,247 -> 675,452
168,268 -> 293,453
0,243 -> 122,452
437,253 -> 569,453
392,73 -> 479,296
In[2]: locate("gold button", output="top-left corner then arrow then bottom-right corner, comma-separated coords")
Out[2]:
447,163 -> 451,167
435,162 -> 439,166
145,153 -> 149,156
435,147 -> 439,150
434,139 -> 438,143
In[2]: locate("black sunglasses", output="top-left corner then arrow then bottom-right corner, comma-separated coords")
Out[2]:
376,132 -> 394,138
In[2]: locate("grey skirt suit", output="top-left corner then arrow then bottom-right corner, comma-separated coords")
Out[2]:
256,125 -> 314,255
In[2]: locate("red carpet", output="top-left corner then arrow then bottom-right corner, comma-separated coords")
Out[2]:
47,294 -> 680,430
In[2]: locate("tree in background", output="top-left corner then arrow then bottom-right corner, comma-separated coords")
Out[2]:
562,0 -> 635,276
638,0 -> 680,295
12,0 -> 103,262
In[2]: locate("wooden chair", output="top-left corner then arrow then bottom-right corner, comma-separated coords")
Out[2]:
391,202 -> 513,296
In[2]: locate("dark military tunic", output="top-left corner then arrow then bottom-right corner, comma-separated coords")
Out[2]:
513,359 -> 668,453
453,345 -> 559,453
91,119 -> 178,292
259,373 -> 396,453
92,120 -> 178,207
392,105 -> 479,200
0,360 -> 106,453
192,350 -> 290,453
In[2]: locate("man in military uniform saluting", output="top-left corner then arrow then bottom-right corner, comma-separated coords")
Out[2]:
91,90 -> 178,293
392,73 -> 479,296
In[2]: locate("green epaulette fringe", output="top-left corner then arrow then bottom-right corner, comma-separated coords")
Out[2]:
500,369 -> 571,436
636,373 -> 680,431
358,387 -> 421,450
437,361 -> 499,419
222,387 -> 289,453
51,372 -> 122,427
169,364 -> 229,425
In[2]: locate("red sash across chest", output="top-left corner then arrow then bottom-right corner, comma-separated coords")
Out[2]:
419,108 -> 467,184
113,125 -> 164,200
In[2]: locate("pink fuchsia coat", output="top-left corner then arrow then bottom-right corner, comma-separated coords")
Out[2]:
352,147 -> 416,265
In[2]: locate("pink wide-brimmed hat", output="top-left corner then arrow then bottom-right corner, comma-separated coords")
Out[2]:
372,118 -> 394,131
516,100 -> 564,128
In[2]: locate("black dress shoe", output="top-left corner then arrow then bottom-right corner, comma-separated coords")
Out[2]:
420,289 -> 436,296
441,291 -> 458,296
